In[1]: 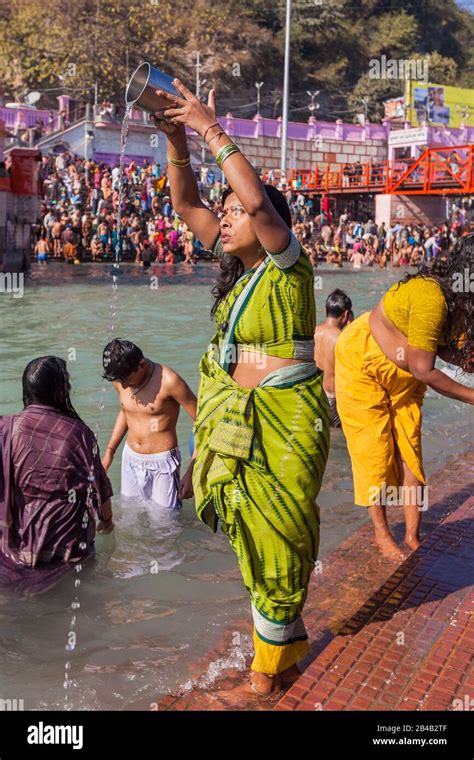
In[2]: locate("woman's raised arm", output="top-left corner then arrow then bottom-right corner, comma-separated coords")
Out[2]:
157,81 -> 291,255
153,119 -> 220,250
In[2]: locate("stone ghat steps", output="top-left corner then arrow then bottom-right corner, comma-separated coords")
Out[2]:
277,489 -> 474,711
156,450 -> 473,711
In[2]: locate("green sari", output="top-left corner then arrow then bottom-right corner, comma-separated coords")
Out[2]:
193,232 -> 330,674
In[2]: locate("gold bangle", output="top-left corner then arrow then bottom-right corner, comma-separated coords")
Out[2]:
168,157 -> 190,167
168,155 -> 191,168
168,150 -> 189,162
167,152 -> 190,167
169,159 -> 190,168
167,156 -> 189,164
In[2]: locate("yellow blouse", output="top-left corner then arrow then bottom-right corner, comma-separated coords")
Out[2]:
383,277 -> 448,353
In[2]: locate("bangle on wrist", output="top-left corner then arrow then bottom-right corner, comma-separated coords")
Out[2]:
167,152 -> 190,167
207,130 -> 225,147
216,143 -> 240,168
202,122 -> 219,142
168,158 -> 191,168
168,157 -> 191,168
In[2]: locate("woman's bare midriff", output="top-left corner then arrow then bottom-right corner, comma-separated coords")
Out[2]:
229,349 -> 306,389
369,299 -> 410,371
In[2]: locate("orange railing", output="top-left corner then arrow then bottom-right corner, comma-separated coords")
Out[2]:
288,145 -> 474,196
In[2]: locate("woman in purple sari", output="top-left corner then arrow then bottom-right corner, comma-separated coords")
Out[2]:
0,356 -> 113,569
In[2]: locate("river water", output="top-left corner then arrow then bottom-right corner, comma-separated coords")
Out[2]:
0,261 -> 471,710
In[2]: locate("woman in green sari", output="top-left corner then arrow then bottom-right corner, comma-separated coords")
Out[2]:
154,80 -> 329,698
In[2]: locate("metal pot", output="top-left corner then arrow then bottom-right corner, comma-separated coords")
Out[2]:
125,62 -> 180,117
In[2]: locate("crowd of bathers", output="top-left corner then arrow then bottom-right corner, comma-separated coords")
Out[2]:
32,150 -> 472,269
34,151 -> 225,265
276,186 -> 471,268
300,212 -> 471,269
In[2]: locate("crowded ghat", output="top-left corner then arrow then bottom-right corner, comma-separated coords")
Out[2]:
0,0 -> 473,746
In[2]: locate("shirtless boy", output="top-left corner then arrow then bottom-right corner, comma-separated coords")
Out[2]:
34,236 -> 49,265
314,289 -> 353,427
51,218 -> 63,258
350,239 -> 365,269
102,339 -> 196,508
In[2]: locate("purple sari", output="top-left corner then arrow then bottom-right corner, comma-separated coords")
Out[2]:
0,404 -> 112,569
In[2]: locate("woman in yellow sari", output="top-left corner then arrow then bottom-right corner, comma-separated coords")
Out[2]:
335,235 -> 473,560
153,81 -> 329,699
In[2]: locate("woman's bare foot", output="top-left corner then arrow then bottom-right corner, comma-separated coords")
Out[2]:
405,534 -> 422,551
249,671 -> 275,695
374,531 -> 406,561
218,672 -> 283,705
368,504 -> 405,561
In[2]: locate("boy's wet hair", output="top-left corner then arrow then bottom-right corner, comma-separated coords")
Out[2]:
102,339 -> 144,382
326,288 -> 353,317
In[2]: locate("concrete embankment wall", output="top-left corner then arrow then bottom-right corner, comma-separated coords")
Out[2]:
0,192 -> 37,273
